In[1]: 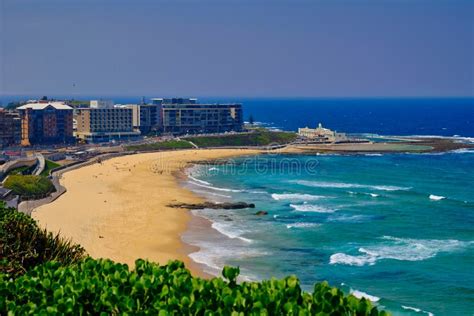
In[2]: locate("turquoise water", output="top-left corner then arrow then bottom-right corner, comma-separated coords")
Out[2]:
182,150 -> 474,315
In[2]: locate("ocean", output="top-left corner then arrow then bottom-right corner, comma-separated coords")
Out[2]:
3,96 -> 473,314
180,98 -> 474,315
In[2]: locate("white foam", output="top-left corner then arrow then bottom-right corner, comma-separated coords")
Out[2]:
211,222 -> 252,243
429,194 -> 446,201
188,180 -> 243,193
271,193 -> 326,201
192,189 -> 231,199
208,167 -> 219,171
188,175 -> 212,186
290,203 -> 337,213
292,180 -> 410,191
330,253 -> 377,266
369,193 -> 379,197
350,289 -> 380,302
286,222 -> 321,229
330,236 -> 473,266
327,214 -> 369,223
365,153 -> 383,156
402,305 -> 434,316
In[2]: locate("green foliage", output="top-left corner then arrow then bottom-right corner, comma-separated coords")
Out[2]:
3,174 -> 55,198
40,159 -> 61,177
126,140 -> 194,152
184,130 -> 298,148
0,258 -> 387,315
0,204 -> 86,277
6,164 -> 36,176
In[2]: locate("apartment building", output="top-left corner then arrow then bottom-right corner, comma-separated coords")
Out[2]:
17,102 -> 74,146
75,107 -> 140,142
0,109 -> 21,148
155,98 -> 243,134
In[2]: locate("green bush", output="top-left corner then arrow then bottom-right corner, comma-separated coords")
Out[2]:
3,174 -> 55,198
0,258 -> 387,315
0,204 -> 86,277
126,140 -> 194,152
184,130 -> 297,148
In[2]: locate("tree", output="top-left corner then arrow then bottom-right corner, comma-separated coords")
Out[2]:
248,115 -> 255,125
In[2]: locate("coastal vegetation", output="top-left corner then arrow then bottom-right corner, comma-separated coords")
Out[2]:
126,140 -> 194,152
0,203 -> 85,277
0,205 -> 388,315
40,159 -> 61,177
3,175 -> 55,199
184,130 -> 297,147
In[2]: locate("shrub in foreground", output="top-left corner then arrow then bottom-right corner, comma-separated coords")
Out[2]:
0,258 -> 387,315
0,204 -> 86,277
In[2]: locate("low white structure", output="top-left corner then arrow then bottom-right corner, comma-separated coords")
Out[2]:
90,100 -> 114,109
298,123 -> 348,143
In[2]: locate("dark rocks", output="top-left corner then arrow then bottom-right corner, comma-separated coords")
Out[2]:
168,201 -> 255,210
255,211 -> 268,216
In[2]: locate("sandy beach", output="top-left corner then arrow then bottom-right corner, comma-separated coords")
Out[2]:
32,149 -> 261,277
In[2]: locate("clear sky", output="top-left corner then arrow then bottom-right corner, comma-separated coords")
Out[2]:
1,0 -> 473,97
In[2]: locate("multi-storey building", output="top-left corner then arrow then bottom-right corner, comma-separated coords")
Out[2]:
17,102 -> 74,146
0,109 -> 21,148
155,98 -> 243,134
118,104 -> 160,134
75,107 -> 140,143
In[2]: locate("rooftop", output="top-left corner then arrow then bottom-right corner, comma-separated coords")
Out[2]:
17,102 -> 73,111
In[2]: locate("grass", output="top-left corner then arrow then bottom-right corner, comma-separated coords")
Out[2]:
184,130 -> 298,148
3,175 -> 55,199
7,164 -> 36,176
40,159 -> 61,177
125,140 -> 194,152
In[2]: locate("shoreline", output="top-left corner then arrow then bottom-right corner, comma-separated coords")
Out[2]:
31,149 -> 261,278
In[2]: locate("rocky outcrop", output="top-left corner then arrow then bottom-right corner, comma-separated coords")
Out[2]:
168,201 -> 255,210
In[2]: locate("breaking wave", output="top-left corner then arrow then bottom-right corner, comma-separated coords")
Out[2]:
290,203 -> 337,213
330,236 -> 473,266
292,180 -> 410,191
271,193 -> 326,201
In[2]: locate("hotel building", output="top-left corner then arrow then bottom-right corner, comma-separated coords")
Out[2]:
75,107 -> 140,142
152,98 -> 243,134
0,109 -> 21,148
17,102 -> 74,146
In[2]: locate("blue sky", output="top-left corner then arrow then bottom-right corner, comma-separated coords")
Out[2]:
1,0 -> 473,97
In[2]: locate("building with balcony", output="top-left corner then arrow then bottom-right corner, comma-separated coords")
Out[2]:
156,98 -> 243,134
0,109 -> 21,148
17,102 -> 74,146
75,107 -> 140,143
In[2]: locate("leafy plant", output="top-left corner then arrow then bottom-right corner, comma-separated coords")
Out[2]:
0,258 -> 388,315
0,204 -> 86,277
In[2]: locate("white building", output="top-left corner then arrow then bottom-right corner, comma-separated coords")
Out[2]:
298,123 -> 348,143
90,100 -> 114,109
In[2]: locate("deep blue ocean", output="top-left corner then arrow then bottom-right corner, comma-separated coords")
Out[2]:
3,96 -> 473,314
184,98 -> 474,315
